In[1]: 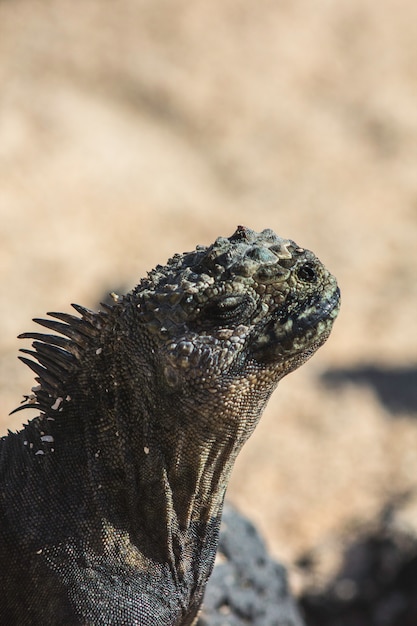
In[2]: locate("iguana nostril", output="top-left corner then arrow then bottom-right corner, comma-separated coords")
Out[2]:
297,262 -> 317,282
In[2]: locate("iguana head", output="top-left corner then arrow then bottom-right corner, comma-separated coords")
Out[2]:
132,225 -> 340,419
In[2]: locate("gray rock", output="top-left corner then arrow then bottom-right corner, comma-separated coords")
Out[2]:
198,503 -> 305,626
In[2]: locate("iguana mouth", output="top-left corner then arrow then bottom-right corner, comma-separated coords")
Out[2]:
251,285 -> 340,363
291,285 -> 341,332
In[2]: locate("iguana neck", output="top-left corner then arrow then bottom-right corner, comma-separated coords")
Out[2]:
77,373 -> 257,566
52,309 -> 262,568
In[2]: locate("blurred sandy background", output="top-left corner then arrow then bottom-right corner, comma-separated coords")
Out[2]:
1,0 -> 416,594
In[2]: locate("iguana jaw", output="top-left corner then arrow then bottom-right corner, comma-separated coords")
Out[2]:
250,282 -> 341,365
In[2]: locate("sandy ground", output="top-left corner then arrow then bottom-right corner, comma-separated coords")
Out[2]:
1,0 -> 417,594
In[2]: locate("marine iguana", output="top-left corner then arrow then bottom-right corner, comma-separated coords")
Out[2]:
0,226 -> 340,625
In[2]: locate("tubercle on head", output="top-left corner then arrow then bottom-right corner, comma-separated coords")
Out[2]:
130,227 -> 339,368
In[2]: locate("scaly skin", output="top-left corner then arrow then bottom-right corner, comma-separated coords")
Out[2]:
0,226 -> 340,625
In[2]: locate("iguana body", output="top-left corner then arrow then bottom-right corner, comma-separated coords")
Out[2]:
0,226 -> 340,625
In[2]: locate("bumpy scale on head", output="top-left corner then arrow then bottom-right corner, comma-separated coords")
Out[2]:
129,226 -> 340,405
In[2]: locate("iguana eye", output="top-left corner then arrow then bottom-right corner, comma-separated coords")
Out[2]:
202,294 -> 253,324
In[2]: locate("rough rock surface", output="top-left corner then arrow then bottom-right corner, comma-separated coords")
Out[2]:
199,503 -> 305,626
